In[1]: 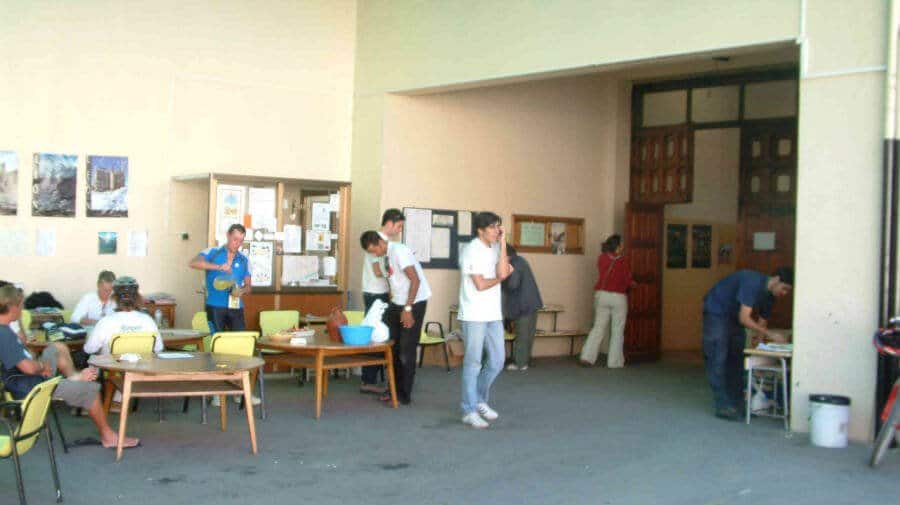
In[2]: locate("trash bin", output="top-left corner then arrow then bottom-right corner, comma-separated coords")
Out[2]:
809,394 -> 851,448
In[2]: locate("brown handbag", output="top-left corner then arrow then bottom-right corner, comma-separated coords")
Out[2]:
326,307 -> 348,342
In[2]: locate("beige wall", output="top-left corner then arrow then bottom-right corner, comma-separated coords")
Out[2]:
380,75 -> 626,353
662,128 -> 740,351
0,0 -> 357,323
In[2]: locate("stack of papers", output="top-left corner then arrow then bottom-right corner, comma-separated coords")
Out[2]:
289,337 -> 308,346
757,343 -> 793,352
156,352 -> 193,359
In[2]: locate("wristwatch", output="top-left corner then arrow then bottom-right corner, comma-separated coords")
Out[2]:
403,305 -> 412,312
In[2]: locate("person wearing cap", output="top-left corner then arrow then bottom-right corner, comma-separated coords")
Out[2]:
0,284 -> 140,449
71,270 -> 117,325
701,267 -> 793,421
189,223 -> 252,333
84,276 -> 162,356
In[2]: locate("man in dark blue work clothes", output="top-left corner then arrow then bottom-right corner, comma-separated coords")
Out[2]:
702,267 -> 793,421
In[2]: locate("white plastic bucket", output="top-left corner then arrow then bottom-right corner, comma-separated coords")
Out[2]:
809,394 -> 851,448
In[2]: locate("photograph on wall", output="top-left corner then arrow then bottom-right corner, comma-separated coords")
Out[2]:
691,225 -> 712,268
551,222 -> 567,255
87,155 -> 128,217
666,224 -> 687,269
32,153 -> 77,217
98,231 -> 117,254
0,151 -> 18,215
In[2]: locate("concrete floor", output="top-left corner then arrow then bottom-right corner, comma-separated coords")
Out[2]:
5,358 -> 898,505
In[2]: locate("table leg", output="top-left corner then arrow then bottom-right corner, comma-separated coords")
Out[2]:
781,358 -> 790,431
384,346 -> 398,409
197,337 -> 205,352
315,351 -> 324,419
257,350 -> 266,420
242,371 -> 258,455
219,394 -> 227,432
102,378 -> 114,415
745,358 -> 753,424
116,374 -> 133,462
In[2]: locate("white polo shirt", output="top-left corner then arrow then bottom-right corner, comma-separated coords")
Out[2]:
386,241 -> 431,306
458,239 -> 502,322
84,310 -> 162,355
70,291 -> 117,323
361,233 -> 389,294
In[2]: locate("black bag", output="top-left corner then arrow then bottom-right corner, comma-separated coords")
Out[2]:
24,291 -> 63,310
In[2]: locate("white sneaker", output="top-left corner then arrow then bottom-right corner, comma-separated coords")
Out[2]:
520,365 -> 528,371
506,363 -> 519,371
231,395 -> 262,406
462,411 -> 489,429
210,395 -> 221,407
476,402 -> 499,421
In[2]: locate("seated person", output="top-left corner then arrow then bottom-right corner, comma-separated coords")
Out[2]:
0,285 -> 139,448
71,270 -> 118,326
85,276 -> 161,356
0,280 -> 27,343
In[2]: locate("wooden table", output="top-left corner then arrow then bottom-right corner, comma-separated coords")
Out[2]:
26,330 -> 206,356
257,333 -> 397,419
448,304 -> 564,332
89,352 -> 264,461
744,347 -> 792,430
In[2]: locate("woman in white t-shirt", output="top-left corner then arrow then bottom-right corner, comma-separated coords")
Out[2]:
71,270 -> 118,325
84,276 -> 161,356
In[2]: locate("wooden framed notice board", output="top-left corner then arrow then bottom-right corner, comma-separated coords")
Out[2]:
402,207 -> 476,269
511,214 -> 584,254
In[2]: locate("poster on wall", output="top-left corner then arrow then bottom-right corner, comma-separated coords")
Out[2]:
32,153 -> 77,217
248,241 -> 273,287
98,231 -> 117,255
666,224 -> 687,269
691,225 -> 712,268
0,151 -> 18,215
215,184 -> 245,244
86,155 -> 128,217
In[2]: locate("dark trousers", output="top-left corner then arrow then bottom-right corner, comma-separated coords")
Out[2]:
387,300 -> 427,404
361,292 -> 389,385
206,305 -> 246,333
702,312 -> 745,410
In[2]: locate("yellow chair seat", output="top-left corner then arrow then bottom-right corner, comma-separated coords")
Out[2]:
419,333 -> 445,345
0,435 -> 9,458
505,331 -> 516,341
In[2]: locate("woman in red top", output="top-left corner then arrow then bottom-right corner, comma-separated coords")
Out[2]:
579,234 -> 633,368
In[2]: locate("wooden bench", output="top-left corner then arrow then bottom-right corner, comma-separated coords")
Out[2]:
506,329 -> 588,357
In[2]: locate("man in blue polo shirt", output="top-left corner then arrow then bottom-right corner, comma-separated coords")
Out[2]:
702,267 -> 793,421
189,224 -> 252,333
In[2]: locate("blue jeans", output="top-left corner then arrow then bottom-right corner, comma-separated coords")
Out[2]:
702,312 -> 745,411
460,320 -> 505,414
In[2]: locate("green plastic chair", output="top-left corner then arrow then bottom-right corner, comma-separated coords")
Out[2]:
60,309 -> 73,325
344,310 -> 364,325
419,322 -> 451,372
0,376 -> 63,505
210,331 -> 265,422
259,310 -> 300,336
19,310 -> 31,336
106,332 -> 159,418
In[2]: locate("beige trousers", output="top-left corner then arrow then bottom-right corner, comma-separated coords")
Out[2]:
579,290 -> 627,367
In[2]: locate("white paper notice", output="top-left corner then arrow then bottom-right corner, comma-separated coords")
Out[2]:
248,241 -> 274,287
248,187 -> 277,231
312,202 -> 331,231
430,227 -> 451,260
753,232 -> 776,251
216,184 -> 244,240
283,225 -> 302,253
128,230 -> 148,257
0,230 -> 26,256
329,193 -> 340,212
403,208 -> 432,263
306,229 -> 331,251
322,256 -> 337,277
36,229 -> 56,257
458,211 -> 472,236
281,255 -> 320,285
432,214 -> 454,227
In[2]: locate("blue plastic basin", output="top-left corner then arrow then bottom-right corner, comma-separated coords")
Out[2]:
339,325 -> 373,345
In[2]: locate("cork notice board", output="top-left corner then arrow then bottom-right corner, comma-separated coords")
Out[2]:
511,214 -> 584,254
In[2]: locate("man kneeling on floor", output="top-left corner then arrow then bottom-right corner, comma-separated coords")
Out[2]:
0,285 -> 139,449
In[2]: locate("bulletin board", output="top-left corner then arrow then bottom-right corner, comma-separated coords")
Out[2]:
402,207 -> 476,269
511,214 -> 585,254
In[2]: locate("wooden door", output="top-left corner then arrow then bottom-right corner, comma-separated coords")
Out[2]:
624,202 -> 664,363
736,119 -> 797,328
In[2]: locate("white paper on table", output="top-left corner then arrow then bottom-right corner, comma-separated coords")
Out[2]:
322,256 -> 337,276
306,229 -> 330,251
36,229 -> 56,256
283,225 -> 302,253
329,193 -> 340,212
248,187 -> 277,231
457,211 -> 472,236
430,227 -> 451,259
403,208 -> 432,263
128,230 -> 148,257
312,202 -> 331,231
0,230 -> 26,256
432,214 -> 454,227
248,241 -> 273,287
282,255 -> 319,285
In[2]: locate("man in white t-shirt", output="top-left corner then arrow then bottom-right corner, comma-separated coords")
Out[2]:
71,270 -> 118,325
360,230 -> 431,405
458,212 -> 513,429
359,209 -> 405,394
84,276 -> 161,356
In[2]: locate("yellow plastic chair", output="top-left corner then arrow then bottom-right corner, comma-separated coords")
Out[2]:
19,309 -> 31,336
504,330 -> 517,358
60,309 -> 73,324
259,310 -> 300,336
105,332 -> 158,418
419,322 -> 451,372
344,310 -> 364,326
0,376 -> 63,505
209,331 -> 265,424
